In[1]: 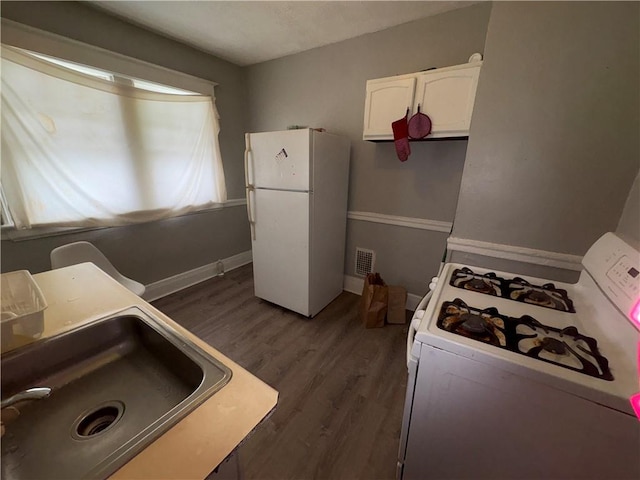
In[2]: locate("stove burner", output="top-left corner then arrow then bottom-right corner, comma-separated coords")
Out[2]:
450,268 -> 501,296
439,299 -> 507,347
449,268 -> 576,313
540,337 -> 566,355
529,290 -> 552,304
508,278 -> 575,313
515,316 -> 612,380
436,301 -> 613,381
460,313 -> 487,333
466,279 -> 495,294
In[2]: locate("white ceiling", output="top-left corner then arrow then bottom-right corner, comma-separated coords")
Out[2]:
89,1 -> 478,66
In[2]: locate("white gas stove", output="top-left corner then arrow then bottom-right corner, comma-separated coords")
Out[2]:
398,232 -> 640,480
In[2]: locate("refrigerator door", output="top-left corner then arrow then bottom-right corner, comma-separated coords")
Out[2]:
251,188 -> 310,316
246,130 -> 311,191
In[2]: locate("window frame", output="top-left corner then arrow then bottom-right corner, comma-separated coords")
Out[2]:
1,19 -> 230,241
0,185 -> 15,228
1,19 -> 218,95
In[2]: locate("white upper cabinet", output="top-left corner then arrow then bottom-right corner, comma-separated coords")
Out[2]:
413,63 -> 481,138
362,57 -> 482,141
363,77 -> 416,140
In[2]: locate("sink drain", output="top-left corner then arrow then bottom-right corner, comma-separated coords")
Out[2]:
73,401 -> 124,439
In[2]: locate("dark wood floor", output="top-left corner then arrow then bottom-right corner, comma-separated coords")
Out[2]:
153,264 -> 409,480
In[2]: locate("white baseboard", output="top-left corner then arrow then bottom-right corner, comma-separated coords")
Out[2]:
343,274 -> 423,311
405,293 -> 423,311
343,275 -> 364,296
144,254 -> 424,309
446,236 -> 583,271
143,250 -> 253,302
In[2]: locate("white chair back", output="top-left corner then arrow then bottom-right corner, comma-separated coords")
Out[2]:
50,241 -> 145,296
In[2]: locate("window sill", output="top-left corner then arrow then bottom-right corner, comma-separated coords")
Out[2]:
1,225 -> 106,242
1,198 -> 247,242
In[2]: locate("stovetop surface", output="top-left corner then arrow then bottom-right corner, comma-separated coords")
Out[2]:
414,262 -> 638,413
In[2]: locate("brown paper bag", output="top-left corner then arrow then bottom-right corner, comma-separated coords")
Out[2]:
360,273 -> 388,328
386,285 -> 408,324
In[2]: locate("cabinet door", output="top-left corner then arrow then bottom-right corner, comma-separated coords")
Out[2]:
413,64 -> 480,138
363,76 -> 415,140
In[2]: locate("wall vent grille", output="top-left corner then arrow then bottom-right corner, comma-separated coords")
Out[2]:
355,248 -> 376,277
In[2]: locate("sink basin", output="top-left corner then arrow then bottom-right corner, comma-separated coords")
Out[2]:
1,307 -> 232,479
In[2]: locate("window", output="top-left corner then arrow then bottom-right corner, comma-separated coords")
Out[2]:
1,44 -> 226,230
0,187 -> 13,227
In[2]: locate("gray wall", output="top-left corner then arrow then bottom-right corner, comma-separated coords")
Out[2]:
2,207 -> 249,284
246,3 -> 492,295
4,1 -> 636,295
617,172 -> 640,245
451,2 -> 640,269
0,1 -> 251,283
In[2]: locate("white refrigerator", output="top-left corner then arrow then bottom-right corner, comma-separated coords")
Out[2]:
244,129 -> 350,317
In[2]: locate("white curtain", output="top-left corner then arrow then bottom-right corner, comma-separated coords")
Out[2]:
1,46 -> 227,229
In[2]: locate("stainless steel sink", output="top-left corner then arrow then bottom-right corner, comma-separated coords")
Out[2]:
1,307 -> 232,479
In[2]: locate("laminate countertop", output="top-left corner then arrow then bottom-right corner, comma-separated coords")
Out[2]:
3,263 -> 278,479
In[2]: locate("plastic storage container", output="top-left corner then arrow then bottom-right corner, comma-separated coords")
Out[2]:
1,270 -> 47,350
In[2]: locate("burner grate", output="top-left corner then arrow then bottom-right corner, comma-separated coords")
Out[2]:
449,268 -> 576,313
436,299 -> 612,380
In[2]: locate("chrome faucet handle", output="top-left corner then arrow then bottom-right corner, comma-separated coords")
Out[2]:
1,387 -> 52,409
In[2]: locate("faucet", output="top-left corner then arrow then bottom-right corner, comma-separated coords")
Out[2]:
1,387 -> 52,409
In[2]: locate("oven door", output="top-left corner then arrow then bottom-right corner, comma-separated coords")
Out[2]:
398,285 -> 436,479
402,343 -> 639,480
397,351 -> 419,480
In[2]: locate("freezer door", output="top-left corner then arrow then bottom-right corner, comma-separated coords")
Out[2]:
246,130 -> 311,191
251,188 -> 310,316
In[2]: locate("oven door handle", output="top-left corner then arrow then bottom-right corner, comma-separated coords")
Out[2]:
406,289 -> 433,367
406,313 -> 423,367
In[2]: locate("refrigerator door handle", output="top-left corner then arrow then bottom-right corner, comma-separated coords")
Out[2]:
244,133 -> 254,188
244,134 -> 256,240
246,186 -> 256,240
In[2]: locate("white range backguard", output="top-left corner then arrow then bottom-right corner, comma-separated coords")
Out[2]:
398,232 -> 640,480
245,129 -> 350,317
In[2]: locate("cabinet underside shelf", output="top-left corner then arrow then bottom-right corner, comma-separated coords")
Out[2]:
366,136 -> 468,143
